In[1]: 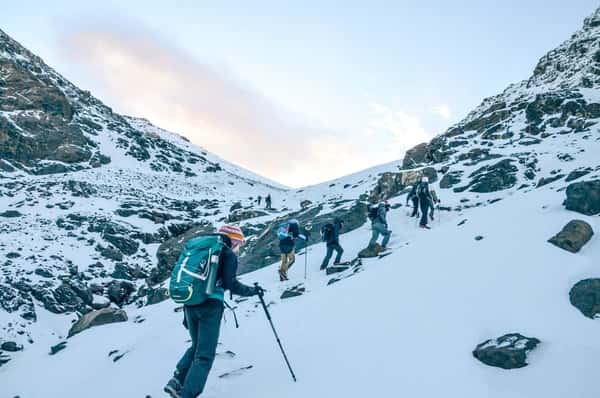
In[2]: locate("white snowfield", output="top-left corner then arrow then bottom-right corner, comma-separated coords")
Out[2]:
2,183 -> 599,398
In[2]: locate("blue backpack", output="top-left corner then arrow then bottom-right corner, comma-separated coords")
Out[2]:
169,235 -> 224,305
276,220 -> 298,240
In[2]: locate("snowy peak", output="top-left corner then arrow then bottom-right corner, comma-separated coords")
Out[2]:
528,7 -> 600,90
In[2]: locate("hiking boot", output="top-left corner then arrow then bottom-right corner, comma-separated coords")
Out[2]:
420,224 -> 431,230
278,269 -> 288,281
164,377 -> 182,398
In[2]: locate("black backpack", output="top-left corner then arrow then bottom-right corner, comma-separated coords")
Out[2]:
367,204 -> 379,221
321,223 -> 334,242
417,182 -> 429,197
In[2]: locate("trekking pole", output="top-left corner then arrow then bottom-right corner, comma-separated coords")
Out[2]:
303,224 -> 312,280
255,284 -> 297,382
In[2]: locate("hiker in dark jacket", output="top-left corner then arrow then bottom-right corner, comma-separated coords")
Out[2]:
265,194 -> 272,210
278,219 -> 303,281
320,217 -> 345,270
165,225 -> 263,398
257,195 -> 262,206
369,201 -> 391,248
418,177 -> 435,229
406,182 -> 420,217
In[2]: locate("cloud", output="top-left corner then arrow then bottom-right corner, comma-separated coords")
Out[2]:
58,22 -> 375,187
433,104 -> 452,119
366,102 -> 432,157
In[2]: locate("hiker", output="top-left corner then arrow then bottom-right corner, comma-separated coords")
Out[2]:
320,217 -> 346,270
368,201 -> 391,248
265,194 -> 272,210
406,182 -> 420,217
257,195 -> 262,206
417,176 -> 436,229
277,219 -> 304,281
164,225 -> 263,398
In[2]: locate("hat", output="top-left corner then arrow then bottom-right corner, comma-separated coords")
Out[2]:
422,176 -> 429,183
218,225 -> 245,247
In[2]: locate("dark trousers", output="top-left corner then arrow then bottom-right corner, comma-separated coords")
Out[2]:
419,199 -> 432,226
410,197 -> 419,217
321,242 -> 344,269
176,299 -> 224,398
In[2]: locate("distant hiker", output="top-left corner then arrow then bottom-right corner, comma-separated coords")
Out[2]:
320,217 -> 346,269
265,194 -> 272,210
417,176 -> 435,229
165,225 -> 263,398
406,182 -> 420,217
368,201 -> 391,248
257,195 -> 262,206
277,219 -> 305,281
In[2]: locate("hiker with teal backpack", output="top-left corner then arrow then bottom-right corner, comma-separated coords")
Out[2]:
277,219 -> 305,281
165,225 -> 263,398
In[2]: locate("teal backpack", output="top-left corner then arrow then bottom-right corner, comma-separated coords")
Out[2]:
169,234 -> 224,305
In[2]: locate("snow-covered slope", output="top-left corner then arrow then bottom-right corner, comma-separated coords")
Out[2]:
2,183 -> 599,398
1,5 -> 600,397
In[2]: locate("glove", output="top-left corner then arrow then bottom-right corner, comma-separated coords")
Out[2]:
298,234 -> 307,241
254,284 -> 265,297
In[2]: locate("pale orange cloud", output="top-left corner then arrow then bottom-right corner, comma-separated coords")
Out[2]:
58,24 -> 430,187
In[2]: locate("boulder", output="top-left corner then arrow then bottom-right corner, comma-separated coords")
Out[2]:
473,333 -> 540,369
103,234 -> 139,256
439,171 -> 463,189
457,159 -> 517,193
107,280 -> 136,306
370,167 -> 437,201
68,308 -> 128,337
228,209 -> 268,223
1,341 -> 23,352
280,285 -> 305,299
229,202 -> 243,212
548,220 -> 594,253
402,143 -> 430,169
358,243 -> 384,258
569,279 -> 600,318
146,287 -> 170,305
0,210 -> 22,218
564,180 -> 600,215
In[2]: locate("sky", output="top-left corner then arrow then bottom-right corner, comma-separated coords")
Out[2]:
1,1 -> 598,187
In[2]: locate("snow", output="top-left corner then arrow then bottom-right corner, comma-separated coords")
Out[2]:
2,183 -> 600,398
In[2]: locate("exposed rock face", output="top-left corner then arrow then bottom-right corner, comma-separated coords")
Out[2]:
402,143 -> 430,169
370,167 -> 437,201
570,279 -> 600,318
548,220 -> 594,253
68,308 -> 128,337
564,180 -> 600,215
473,333 -> 541,369
455,159 -> 518,193
228,209 -> 268,223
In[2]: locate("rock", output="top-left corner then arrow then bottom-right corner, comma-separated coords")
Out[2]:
300,200 -> 313,209
439,171 -> 463,189
458,159 -> 517,193
91,294 -> 111,310
473,333 -> 540,369
474,235 -> 484,241
229,202 -> 243,212
107,280 -> 136,306
564,180 -> 600,215
228,209 -> 268,223
566,168 -> 592,182
548,220 -> 594,253
358,243 -> 384,258
68,308 -> 128,337
536,174 -> 565,188
1,341 -> 23,352
370,167 -> 437,201
96,244 -> 123,262
103,234 -> 139,256
146,287 -> 170,305
0,210 -> 22,218
111,263 -> 147,280
49,341 -> 67,355
53,144 -> 91,163
569,279 -> 600,318
280,285 -> 305,299
402,143 -> 430,168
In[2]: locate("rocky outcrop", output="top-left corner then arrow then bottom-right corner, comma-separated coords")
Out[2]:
473,333 -> 540,369
358,243 -> 384,258
68,308 -> 128,337
455,159 -> 518,193
548,220 -> 594,253
228,209 -> 268,223
564,180 -> 600,215
370,167 -> 437,201
570,279 -> 600,318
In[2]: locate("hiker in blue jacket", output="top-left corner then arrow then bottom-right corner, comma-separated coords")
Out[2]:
320,217 -> 345,270
164,225 -> 263,398
278,219 -> 303,281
